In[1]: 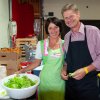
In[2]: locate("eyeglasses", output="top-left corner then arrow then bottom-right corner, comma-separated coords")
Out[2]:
64,14 -> 75,21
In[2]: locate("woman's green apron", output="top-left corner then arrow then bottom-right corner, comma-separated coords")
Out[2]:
38,40 -> 65,100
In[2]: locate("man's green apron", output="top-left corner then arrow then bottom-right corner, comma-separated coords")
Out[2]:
38,40 -> 65,100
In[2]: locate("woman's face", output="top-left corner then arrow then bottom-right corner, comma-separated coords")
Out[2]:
48,23 -> 60,39
63,10 -> 80,29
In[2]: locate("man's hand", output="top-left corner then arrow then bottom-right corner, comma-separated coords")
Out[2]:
72,68 -> 86,80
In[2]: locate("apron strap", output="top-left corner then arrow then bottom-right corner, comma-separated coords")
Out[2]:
40,40 -> 48,65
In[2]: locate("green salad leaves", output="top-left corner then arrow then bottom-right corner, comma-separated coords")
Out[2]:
4,75 -> 36,89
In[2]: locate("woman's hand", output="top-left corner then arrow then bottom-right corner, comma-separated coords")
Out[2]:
15,70 -> 22,75
72,68 -> 86,80
15,59 -> 41,75
61,67 -> 68,80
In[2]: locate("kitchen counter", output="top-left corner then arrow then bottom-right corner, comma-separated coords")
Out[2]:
7,94 -> 36,100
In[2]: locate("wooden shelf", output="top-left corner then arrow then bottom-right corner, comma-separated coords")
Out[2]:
16,37 -> 38,61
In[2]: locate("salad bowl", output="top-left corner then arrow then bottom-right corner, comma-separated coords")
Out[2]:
1,73 -> 40,99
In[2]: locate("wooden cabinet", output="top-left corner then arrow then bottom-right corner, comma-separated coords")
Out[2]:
33,0 -> 41,18
18,0 -> 42,18
16,0 -> 42,38
29,0 -> 42,18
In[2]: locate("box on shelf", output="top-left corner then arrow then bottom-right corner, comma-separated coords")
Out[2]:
0,52 -> 10,61
19,61 -> 32,74
0,48 -> 21,75
0,52 -> 21,61
0,48 -> 21,61
0,60 -> 20,75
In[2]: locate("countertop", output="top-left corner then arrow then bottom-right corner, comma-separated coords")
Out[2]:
7,94 -> 36,100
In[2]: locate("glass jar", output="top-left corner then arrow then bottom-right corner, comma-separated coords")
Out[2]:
0,66 -> 7,80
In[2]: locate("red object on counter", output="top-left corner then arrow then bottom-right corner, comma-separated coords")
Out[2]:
20,61 -> 32,66
20,62 -> 33,74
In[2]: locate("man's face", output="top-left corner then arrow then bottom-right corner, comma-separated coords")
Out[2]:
63,10 -> 80,28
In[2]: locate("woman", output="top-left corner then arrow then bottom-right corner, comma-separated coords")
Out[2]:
16,17 -> 65,100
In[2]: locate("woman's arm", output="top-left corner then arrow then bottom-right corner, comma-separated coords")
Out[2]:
61,63 -> 68,80
16,59 -> 41,74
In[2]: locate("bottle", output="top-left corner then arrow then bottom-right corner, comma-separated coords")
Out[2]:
0,66 -> 7,80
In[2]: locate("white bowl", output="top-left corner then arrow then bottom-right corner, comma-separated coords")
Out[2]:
1,74 -> 40,99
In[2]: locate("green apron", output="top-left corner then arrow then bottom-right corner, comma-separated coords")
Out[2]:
38,40 -> 65,100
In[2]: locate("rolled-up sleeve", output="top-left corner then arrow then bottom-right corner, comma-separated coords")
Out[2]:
91,28 -> 100,71
35,41 -> 42,59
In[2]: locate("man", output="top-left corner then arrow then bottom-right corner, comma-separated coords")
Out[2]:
61,3 -> 100,100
